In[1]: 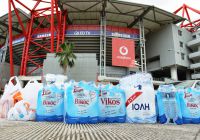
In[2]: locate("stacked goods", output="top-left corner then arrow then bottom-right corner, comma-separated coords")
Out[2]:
178,88 -> 200,124
36,74 -> 65,122
1,73 -> 199,125
64,81 -> 99,124
156,85 -> 183,125
120,73 -> 156,123
98,84 -> 126,123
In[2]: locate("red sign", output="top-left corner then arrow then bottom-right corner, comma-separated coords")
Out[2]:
125,92 -> 142,107
112,38 -> 135,67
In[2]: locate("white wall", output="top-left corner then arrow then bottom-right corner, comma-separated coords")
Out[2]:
172,25 -> 192,67
146,24 -> 192,71
146,24 -> 175,70
43,53 -> 99,81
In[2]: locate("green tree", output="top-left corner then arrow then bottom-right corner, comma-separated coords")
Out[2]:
56,42 -> 76,75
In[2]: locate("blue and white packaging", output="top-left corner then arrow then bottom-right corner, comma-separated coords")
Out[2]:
64,81 -> 99,124
156,85 -> 183,125
99,84 -> 126,123
179,88 -> 200,124
120,73 -> 156,123
36,74 -> 64,122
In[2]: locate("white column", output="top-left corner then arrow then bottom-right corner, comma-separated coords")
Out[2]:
170,66 -> 178,81
2,32 -> 9,63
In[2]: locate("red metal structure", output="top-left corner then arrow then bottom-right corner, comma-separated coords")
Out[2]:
8,0 -> 66,76
8,0 -> 14,76
174,4 -> 200,32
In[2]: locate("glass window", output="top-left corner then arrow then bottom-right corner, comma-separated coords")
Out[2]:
192,35 -> 196,39
178,30 -> 182,36
179,41 -> 183,47
0,50 -> 3,63
181,53 -> 185,60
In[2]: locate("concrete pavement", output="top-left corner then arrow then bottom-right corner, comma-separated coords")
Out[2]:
0,119 -> 199,140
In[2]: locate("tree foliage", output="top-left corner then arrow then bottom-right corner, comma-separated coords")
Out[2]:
56,42 -> 76,74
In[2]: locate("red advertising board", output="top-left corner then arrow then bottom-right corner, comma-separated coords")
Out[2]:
112,38 -> 135,67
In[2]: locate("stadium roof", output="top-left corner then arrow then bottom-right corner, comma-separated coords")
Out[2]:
0,8 -> 30,46
59,0 -> 184,32
0,0 -> 184,46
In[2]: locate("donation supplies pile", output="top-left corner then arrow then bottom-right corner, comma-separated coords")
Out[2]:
0,73 -> 199,125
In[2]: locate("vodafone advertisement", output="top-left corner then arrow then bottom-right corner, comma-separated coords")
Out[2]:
112,38 -> 135,67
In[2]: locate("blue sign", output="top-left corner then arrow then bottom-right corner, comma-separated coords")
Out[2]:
107,31 -> 139,39
12,37 -> 25,45
66,30 -> 100,36
66,30 -> 139,39
32,33 -> 51,38
32,32 -> 57,39
12,29 -> 139,45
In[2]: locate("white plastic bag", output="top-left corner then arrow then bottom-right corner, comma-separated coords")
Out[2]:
0,98 -> 14,118
21,79 -> 42,110
7,100 -> 35,121
1,76 -> 22,101
7,107 -> 17,120
0,76 -> 22,118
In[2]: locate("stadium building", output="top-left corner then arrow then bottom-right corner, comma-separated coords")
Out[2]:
0,0 -> 199,86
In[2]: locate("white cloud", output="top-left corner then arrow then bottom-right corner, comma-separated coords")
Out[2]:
122,0 -> 200,20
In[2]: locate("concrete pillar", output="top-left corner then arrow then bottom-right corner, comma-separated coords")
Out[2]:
0,50 -> 2,63
186,70 -> 191,80
170,66 -> 178,81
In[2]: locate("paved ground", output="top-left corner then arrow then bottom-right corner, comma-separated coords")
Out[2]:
0,119 -> 199,140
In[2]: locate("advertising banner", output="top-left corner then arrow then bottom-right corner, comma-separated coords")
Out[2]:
112,38 -> 135,67
66,30 -> 139,39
